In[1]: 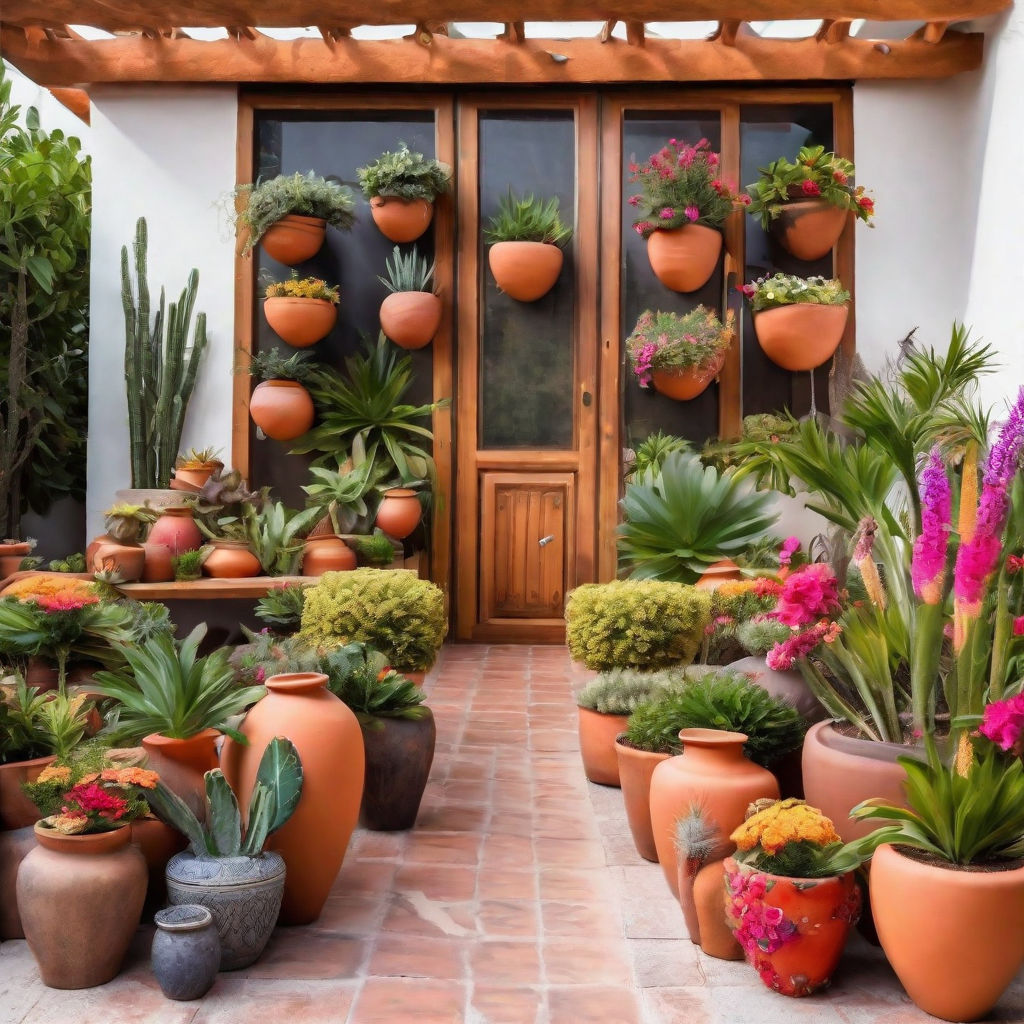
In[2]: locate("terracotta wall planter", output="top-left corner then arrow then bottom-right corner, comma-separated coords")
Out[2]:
359,712 -> 436,831
264,297 -> 337,348
379,291 -> 443,350
302,535 -> 356,576
488,241 -> 563,302
370,196 -> 433,243
261,214 -> 325,265
249,380 -> 315,442
651,362 -> 720,401
142,730 -> 220,822
0,542 -> 32,578
615,739 -> 670,862
754,304 -> 849,372
0,755 -> 56,830
772,200 -> 848,261
202,541 -> 262,579
375,489 -> 423,540
646,225 -> 721,293
578,708 -> 629,787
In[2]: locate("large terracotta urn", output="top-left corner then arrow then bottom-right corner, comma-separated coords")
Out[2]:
17,823 -> 147,989
0,825 -> 35,938
869,843 -> 1024,1022
375,489 -> 423,540
264,297 -> 337,348
302,535 -> 356,576
249,380 -> 315,442
379,291 -> 443,350
202,541 -> 262,579
615,738 -> 670,862
147,507 -> 203,555
359,712 -> 436,831
261,214 -> 325,265
578,708 -> 629,787
646,224 -> 721,293
142,729 -> 220,822
370,196 -> 434,243
221,672 -> 365,925
754,304 -> 848,372
772,199 -> 848,261
488,241 -> 563,302
0,754 -> 56,830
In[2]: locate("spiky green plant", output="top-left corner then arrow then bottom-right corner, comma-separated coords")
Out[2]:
735,617 -> 791,656
378,246 -> 435,294
347,532 -> 399,567
172,549 -> 206,582
243,501 -> 319,576
628,431 -> 690,480
321,642 -> 429,723
246,348 -> 316,385
235,172 -> 355,252
254,584 -> 310,632
575,667 -> 686,714
484,190 -> 572,246
357,143 -> 451,202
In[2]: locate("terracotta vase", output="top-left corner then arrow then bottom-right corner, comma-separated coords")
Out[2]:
772,200 -> 848,261
302,535 -> 356,576
578,708 -> 628,787
202,541 -> 262,579
220,672 -> 365,925
261,214 -> 326,265
724,857 -> 861,997
691,858 -> 743,959
370,196 -> 434,243
142,730 -> 220,822
264,297 -> 338,348
0,825 -> 35,938
754,304 -> 849,372
0,541 -> 32,578
359,712 -> 436,831
488,241 -> 563,302
17,823 -> 147,989
0,754 -> 56,829
172,463 -> 221,490
650,729 -> 779,898
379,291 -> 443,350
249,380 -> 315,442
646,225 -> 722,293
142,542 -> 174,583
696,558 -> 744,590
801,721 -> 914,842
615,738 -> 670,862
375,489 -> 423,540
91,541 -> 146,582
147,506 -> 203,556
870,843 -> 1024,1022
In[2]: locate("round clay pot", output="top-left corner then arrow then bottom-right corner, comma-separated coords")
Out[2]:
249,380 -> 315,442
724,856 -> 861,996
646,224 -> 722,293
24,656 -> 59,692
220,673 -> 365,925
772,199 -> 849,261
690,858 -> 743,960
359,712 -> 436,831
370,196 -> 434,243
142,730 -> 220,823
302,536 -> 356,576
202,541 -> 262,579
870,843 -> 1024,1022
92,541 -> 146,582
488,241 -> 563,302
650,729 -> 779,899
264,296 -> 337,348
650,364 -> 720,401
142,542 -> 174,583
578,708 -> 629,787
0,825 -> 35,939
375,489 -> 423,540
0,754 -> 56,830
615,738 -> 670,862
695,558 -> 744,590
17,823 -> 147,989
172,463 -> 221,490
728,656 -> 826,725
260,214 -> 326,265
0,542 -> 32,578
151,904 -> 221,1000
801,721 -> 915,842
379,291 -> 443,350
147,506 -> 203,556
754,304 -> 849,372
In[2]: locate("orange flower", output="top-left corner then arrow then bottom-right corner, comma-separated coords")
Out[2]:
731,799 -> 840,854
35,765 -> 72,785
5,575 -> 99,603
109,767 -> 160,789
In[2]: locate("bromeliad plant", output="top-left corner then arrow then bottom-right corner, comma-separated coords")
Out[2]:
739,273 -> 850,313
626,308 -> 735,389
242,501 -> 320,576
378,246 -> 435,295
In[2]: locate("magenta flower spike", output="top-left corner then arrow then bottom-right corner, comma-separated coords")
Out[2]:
911,447 -> 951,604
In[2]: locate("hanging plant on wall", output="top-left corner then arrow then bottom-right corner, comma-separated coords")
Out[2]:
377,246 -> 442,350
245,349 -> 317,442
262,273 -> 340,348
357,142 -> 451,244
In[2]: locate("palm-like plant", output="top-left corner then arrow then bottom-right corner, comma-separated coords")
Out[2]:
301,437 -> 389,535
243,501 -> 320,576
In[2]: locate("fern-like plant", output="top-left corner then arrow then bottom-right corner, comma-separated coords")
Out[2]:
357,144 -> 451,203
378,246 -> 435,294
628,431 -> 690,480
254,584 -> 310,632
321,642 -> 429,723
576,667 -> 686,714
484,190 -> 572,246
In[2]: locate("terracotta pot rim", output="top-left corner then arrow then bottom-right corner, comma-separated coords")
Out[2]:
876,841 -> 1024,881
777,197 -> 845,214
0,542 -> 32,553
649,223 -> 722,238
370,195 -> 432,207
272,213 -> 326,229
678,727 -> 748,746
615,735 -> 672,757
210,540 -> 254,550
383,488 -> 419,498
265,672 -> 329,694
33,820 -> 131,853
142,728 -> 221,748
1,752 -> 56,770
256,379 -> 306,390
724,855 -> 853,886
809,719 -> 926,764
263,295 -> 338,308
489,239 -> 563,252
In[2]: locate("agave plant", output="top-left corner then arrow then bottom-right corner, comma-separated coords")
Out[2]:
242,501 -> 320,576
617,451 -> 778,583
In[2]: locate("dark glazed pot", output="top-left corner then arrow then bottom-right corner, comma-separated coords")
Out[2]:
359,712 -> 436,831
152,904 -> 221,1000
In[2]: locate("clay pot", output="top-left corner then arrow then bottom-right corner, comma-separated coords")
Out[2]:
359,712 -> 436,831
615,738 -> 670,862
24,656 -> 59,692
302,535 -> 356,576
690,859 -> 742,959
202,541 -> 262,579
404,670 -> 427,687
17,823 -> 147,989
696,558 -> 744,590
92,541 -> 146,582
131,815 -> 188,913
370,196 -> 434,243
772,199 -> 848,261
172,463 -> 221,490
264,297 -> 338,348
249,380 -> 315,442
754,304 -> 849,372
0,754 -> 56,830
651,364 -> 720,401
151,904 -> 221,1000
728,656 -> 826,725
142,542 -> 174,583
488,241 -> 563,302
646,225 -> 722,293
85,533 -> 113,568
0,541 -> 32,578
221,673 -> 365,925
870,843 -> 1024,1022
379,291 -> 443,350
801,721 -> 914,842
148,506 -> 203,556
0,825 -> 35,938
142,730 -> 220,822
261,214 -> 326,265
375,489 -> 423,540
724,856 -> 861,996
578,708 -> 629,787
650,729 -> 779,898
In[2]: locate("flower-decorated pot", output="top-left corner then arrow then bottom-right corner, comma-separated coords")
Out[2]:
578,708 -> 629,787
646,225 -> 722,293
264,297 -> 337,348
488,241 -> 563,302
0,755 -> 56,830
261,214 -> 325,265
370,196 -> 434,243
754,304 -> 848,372
359,712 -> 436,831
147,506 -> 204,556
202,541 -> 262,579
91,541 -> 146,582
151,904 -> 221,999
302,535 -> 356,576
249,380 -> 315,442
142,730 -> 220,822
375,489 -> 422,540
772,200 -> 848,261
724,856 -> 861,996
379,291 -> 443,350
614,738 -> 670,862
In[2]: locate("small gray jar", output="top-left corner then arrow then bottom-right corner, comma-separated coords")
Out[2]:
152,904 -> 221,1000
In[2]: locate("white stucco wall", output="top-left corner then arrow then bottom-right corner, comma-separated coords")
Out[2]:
5,63 -> 91,144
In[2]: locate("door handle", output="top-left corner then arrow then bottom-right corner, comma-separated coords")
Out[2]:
539,535 -> 555,547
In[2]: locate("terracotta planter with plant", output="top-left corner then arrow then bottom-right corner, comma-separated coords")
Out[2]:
246,349 -> 317,442
171,447 -> 223,491
90,503 -> 158,583
358,142 -> 451,244
0,540 -> 32,578
301,449 -> 379,570
263,274 -> 340,348
378,245 -> 442,350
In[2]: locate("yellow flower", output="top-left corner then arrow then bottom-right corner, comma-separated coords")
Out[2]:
5,575 -> 98,602
47,813 -> 89,835
731,798 -> 840,854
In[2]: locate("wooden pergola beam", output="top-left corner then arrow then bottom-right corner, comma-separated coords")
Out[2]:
625,21 -> 645,46
0,26 -> 985,86
816,18 -> 852,42
47,86 -> 90,124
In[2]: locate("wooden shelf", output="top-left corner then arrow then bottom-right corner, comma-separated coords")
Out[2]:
115,576 -> 315,601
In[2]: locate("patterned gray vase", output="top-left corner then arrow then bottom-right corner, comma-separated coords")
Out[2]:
165,851 -> 285,970
152,904 -> 221,999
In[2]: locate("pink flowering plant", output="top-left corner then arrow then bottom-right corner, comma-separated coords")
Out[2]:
628,138 -> 747,239
625,306 -> 735,388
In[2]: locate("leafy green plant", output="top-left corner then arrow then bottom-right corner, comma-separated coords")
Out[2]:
263,274 -> 339,303
47,553 -> 87,573
484,190 -> 572,247
190,467 -> 268,542
254,583 -> 310,632
242,501 -> 319,576
617,452 -> 778,583
103,503 -> 158,545
246,348 -> 316,385
0,679 -> 52,763
347,533 -> 398,567
33,691 -> 91,759
576,667 -> 685,714
628,432 -> 690,480
176,446 -> 222,468
172,549 -> 206,582
357,143 -> 451,203
565,581 -> 711,671
626,307 -> 734,385
301,440 -> 385,535
378,246 -> 435,294
740,273 -> 850,313
320,642 -> 429,723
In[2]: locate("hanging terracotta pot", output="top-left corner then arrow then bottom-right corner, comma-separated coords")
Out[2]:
772,200 -> 848,261
650,347 -> 726,402
249,380 -> 315,442
302,535 -> 356,576
724,856 -> 861,997
646,225 -> 722,293
91,542 -> 146,582
202,541 -> 262,579
754,304 -> 849,372
142,729 -> 220,822
370,196 -> 434,243
359,712 -> 436,831
578,708 -> 629,787
0,825 -> 35,939
379,291 -> 443,350
615,738 -> 670,862
264,297 -> 337,349
375,489 -> 423,540
690,859 -> 743,960
261,214 -> 326,265
0,754 -> 56,830
172,462 -> 221,491
869,843 -> 1024,1022
220,672 -> 365,925
17,823 -> 147,989
488,241 -> 563,302
650,729 -> 779,899
0,541 -> 32,578
142,542 -> 174,583
147,506 -> 203,556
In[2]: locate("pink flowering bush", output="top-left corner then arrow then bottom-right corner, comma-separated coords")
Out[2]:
772,563 -> 841,628
625,307 -> 734,388
979,693 -> 1024,758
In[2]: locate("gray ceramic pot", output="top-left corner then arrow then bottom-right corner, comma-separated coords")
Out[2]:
152,904 -> 220,999
165,851 -> 285,970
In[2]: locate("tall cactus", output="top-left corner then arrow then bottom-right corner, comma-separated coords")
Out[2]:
121,217 -> 208,488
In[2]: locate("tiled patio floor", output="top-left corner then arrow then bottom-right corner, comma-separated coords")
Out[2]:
2,644 -> 1023,1023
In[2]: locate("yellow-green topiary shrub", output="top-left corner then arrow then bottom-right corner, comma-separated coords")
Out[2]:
300,568 -> 447,672
565,580 -> 711,671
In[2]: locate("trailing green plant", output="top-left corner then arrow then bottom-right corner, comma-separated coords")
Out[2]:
347,532 -> 398,567
357,143 -> 452,203
172,549 -> 206,582
626,308 -> 734,386
628,431 -> 690,481
242,501 -> 319,576
300,568 -> 447,672
378,246 -> 435,294
103,503 -> 158,545
246,348 -> 317,385
739,273 -> 850,313
483,190 -> 572,247
320,642 -> 429,723
263,273 -> 339,303
565,580 -> 711,671
576,667 -> 686,715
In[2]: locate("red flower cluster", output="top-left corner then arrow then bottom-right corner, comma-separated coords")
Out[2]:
61,782 -> 130,824
772,564 -> 841,627
34,593 -> 100,613
766,620 -> 842,671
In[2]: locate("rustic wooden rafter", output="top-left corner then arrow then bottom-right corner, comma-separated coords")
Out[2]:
502,21 -> 526,44
599,20 -> 615,42
816,18 -> 852,42
711,20 -> 744,45
46,87 -> 90,123
317,25 -> 350,42
625,21 -> 645,46
915,20 -> 951,42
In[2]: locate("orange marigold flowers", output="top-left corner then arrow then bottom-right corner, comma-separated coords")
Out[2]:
4,575 -> 98,602
35,765 -> 72,785
104,766 -> 160,789
731,798 -> 840,854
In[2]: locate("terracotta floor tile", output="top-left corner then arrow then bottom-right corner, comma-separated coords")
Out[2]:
541,938 -> 635,985
190,981 -> 358,1024
380,895 -> 477,939
539,867 -> 618,901
314,894 -> 387,935
350,978 -> 466,1023
541,899 -> 623,937
393,863 -> 479,901
534,837 -> 607,867
247,929 -> 367,980
476,898 -> 540,937
547,985 -> 643,1024
468,940 -> 543,986
469,985 -> 545,1024
476,868 -> 538,901
367,934 -> 467,980
405,832 -> 482,866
